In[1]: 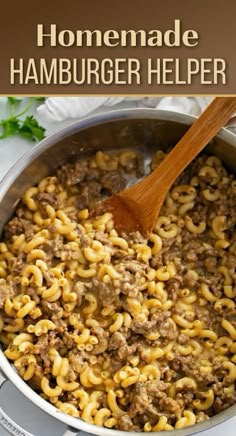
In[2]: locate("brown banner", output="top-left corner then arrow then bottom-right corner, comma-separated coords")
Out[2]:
0,0 -> 236,94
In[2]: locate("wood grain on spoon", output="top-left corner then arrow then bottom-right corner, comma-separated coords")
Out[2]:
95,97 -> 236,236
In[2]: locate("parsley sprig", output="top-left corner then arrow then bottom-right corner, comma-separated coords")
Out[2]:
0,97 -> 46,142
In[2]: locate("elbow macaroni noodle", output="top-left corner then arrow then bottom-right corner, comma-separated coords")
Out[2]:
0,150 -> 235,432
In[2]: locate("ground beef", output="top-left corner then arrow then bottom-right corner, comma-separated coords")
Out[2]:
0,279 -> 14,308
72,281 -> 89,306
159,396 -> 181,415
68,352 -> 84,373
116,260 -> 148,274
159,318 -> 178,339
109,332 -> 137,361
1,150 -> 236,432
57,160 -> 87,186
176,391 -> 194,408
100,171 -> 126,194
131,317 -> 157,335
93,278 -> 121,306
118,415 -> 140,432
41,301 -> 62,316
4,217 -> 23,239
91,326 -> 109,354
127,231 -> 147,244
171,355 -> 196,374
130,382 -> 151,414
34,335 -> 51,367
4,217 -> 35,241
130,381 -> 181,422
165,278 -> 183,302
8,256 -> 24,275
49,234 -> 64,257
26,287 -> 40,304
78,181 -> 102,209
213,394 -> 236,414
177,334 -> 190,345
35,192 -> 60,214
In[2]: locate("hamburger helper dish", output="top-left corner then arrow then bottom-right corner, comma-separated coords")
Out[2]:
0,148 -> 235,432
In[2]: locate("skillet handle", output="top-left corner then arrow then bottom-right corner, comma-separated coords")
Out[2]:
0,370 -> 34,436
61,430 -> 81,435
0,370 -> 81,436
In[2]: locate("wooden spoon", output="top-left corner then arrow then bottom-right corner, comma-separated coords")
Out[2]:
94,97 -> 236,236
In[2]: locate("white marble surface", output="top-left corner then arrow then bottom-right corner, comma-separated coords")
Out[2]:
0,97 -> 235,435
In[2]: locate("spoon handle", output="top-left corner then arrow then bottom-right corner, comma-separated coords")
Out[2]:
140,97 -> 236,194
117,97 -> 236,234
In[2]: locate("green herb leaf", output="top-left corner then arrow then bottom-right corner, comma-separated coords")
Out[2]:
33,97 -> 45,102
0,117 -> 20,139
18,115 -> 45,142
0,98 -> 46,142
7,97 -> 22,106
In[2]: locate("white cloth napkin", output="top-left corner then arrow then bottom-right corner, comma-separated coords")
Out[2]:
37,96 -> 214,122
37,96 -> 236,132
